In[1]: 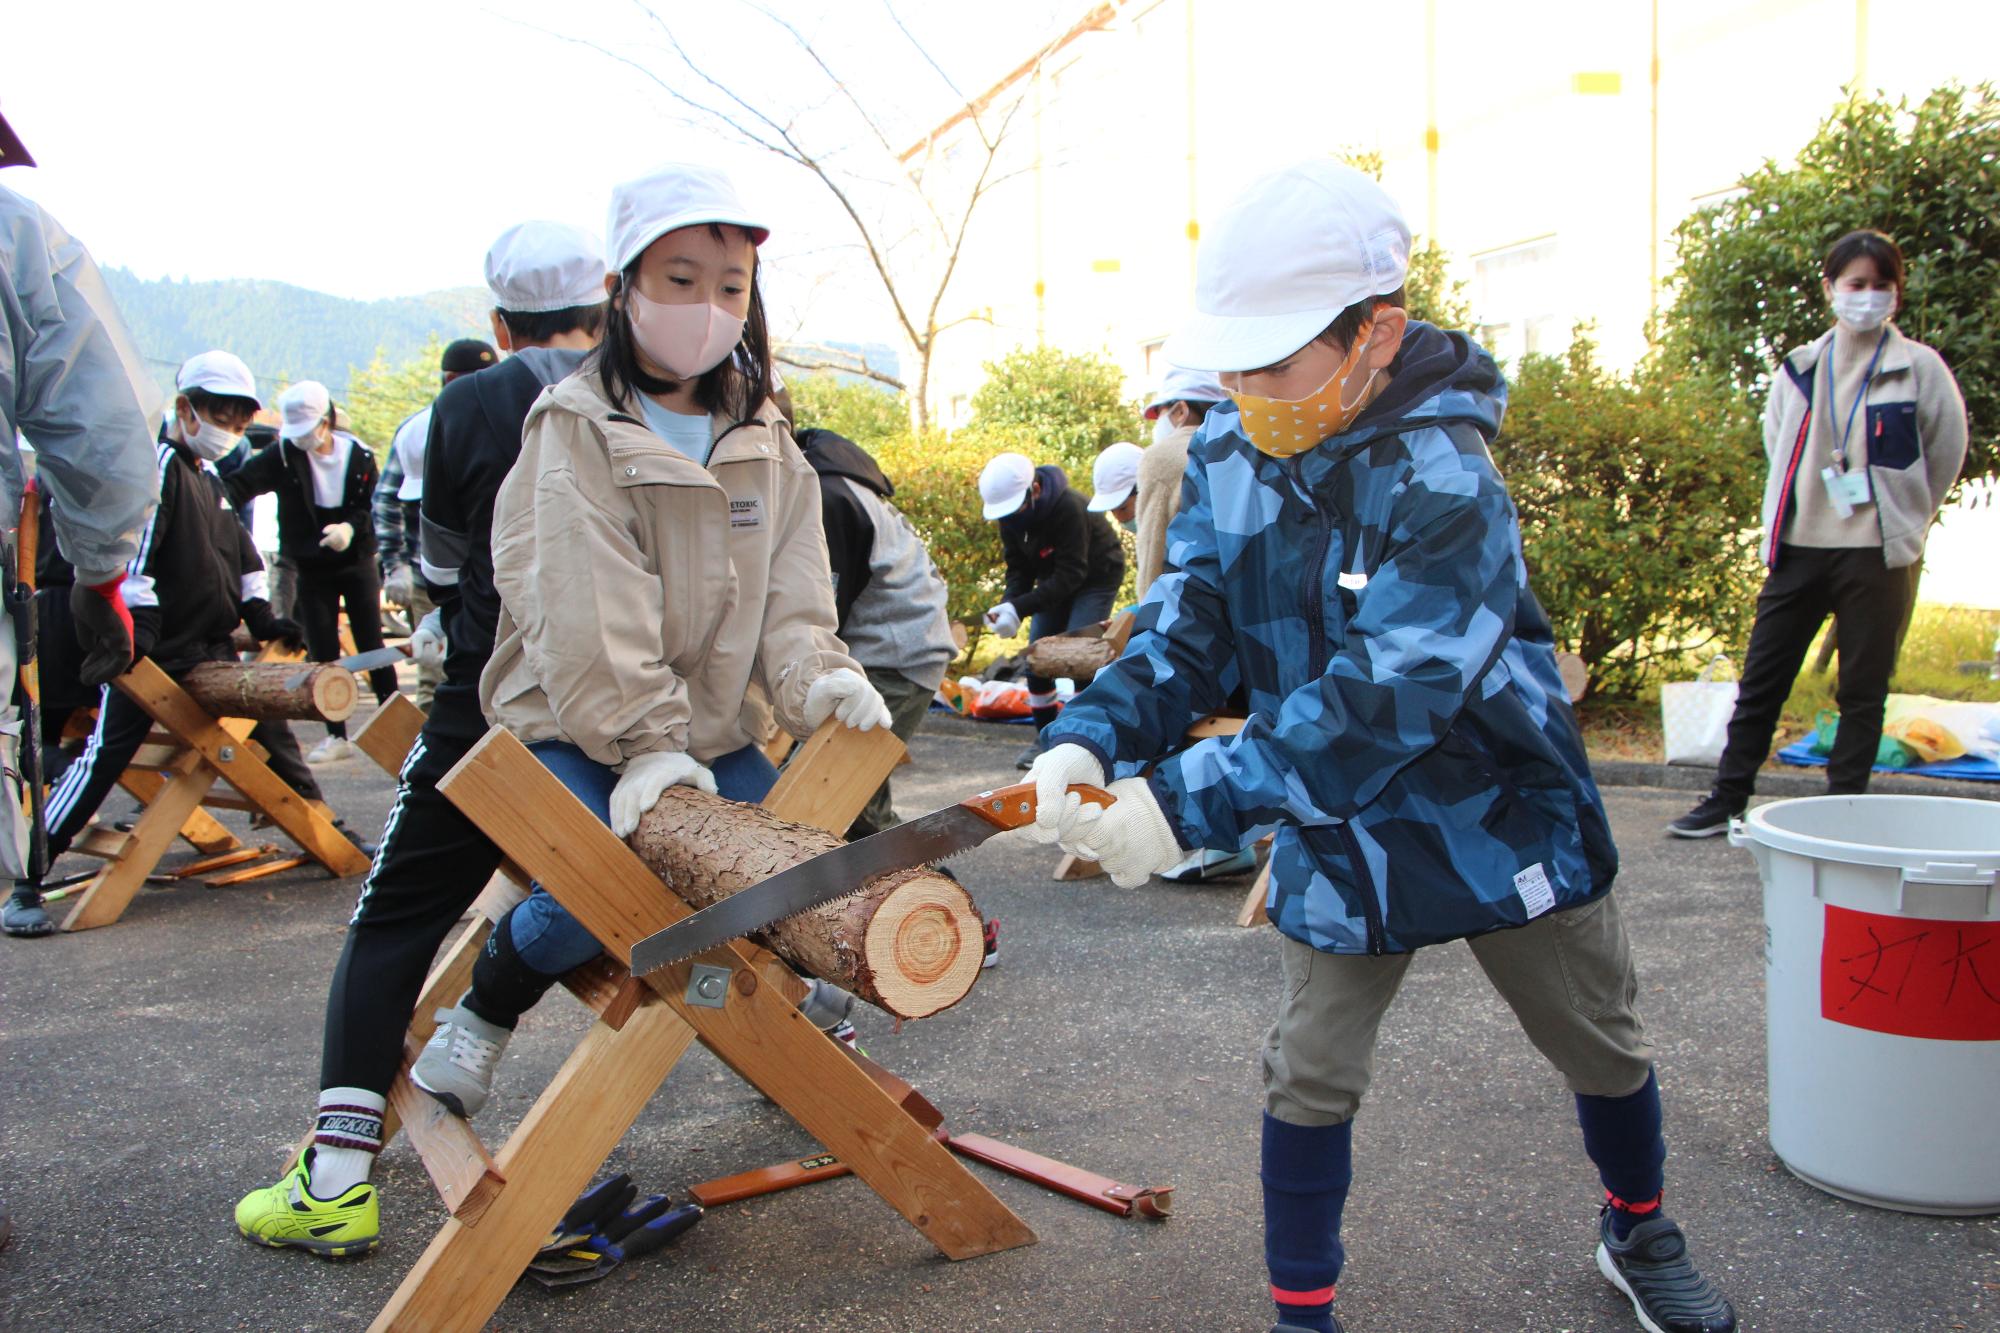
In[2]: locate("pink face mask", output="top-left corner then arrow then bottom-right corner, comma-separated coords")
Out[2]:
626,285 -> 746,381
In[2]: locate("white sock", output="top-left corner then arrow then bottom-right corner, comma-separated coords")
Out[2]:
309,1086 -> 386,1198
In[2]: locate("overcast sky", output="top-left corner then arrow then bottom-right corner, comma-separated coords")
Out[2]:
4,0 -> 1067,341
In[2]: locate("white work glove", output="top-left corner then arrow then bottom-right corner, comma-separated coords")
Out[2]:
383,561 -> 415,607
609,750 -> 718,838
1024,742 -> 1107,845
409,608 -> 447,669
319,521 -> 354,553
1059,777 -> 1185,888
802,667 -> 892,732
983,601 -> 1022,638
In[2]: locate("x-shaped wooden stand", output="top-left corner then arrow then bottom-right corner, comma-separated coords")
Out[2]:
364,718 -> 1033,1332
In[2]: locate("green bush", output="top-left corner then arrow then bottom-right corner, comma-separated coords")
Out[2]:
1492,333 -> 1765,697
789,374 -> 907,447
1664,83 -> 2000,487
870,429 -> 1013,631
967,344 -> 1142,480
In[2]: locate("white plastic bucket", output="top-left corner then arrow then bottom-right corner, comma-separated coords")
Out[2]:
1730,795 -> 2000,1214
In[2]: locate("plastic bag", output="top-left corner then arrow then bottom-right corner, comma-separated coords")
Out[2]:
1661,656 -> 1737,766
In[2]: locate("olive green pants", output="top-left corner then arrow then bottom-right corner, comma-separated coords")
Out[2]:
1263,892 -> 1654,1126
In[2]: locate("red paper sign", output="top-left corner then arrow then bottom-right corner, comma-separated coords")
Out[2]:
1820,905 -> 2000,1041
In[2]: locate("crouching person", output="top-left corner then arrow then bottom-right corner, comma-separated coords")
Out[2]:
407,163 -> 890,1117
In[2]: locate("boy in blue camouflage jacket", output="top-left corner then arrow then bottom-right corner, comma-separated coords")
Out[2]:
1027,161 -> 1734,1333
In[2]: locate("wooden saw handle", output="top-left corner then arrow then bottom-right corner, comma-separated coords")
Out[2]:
962,781 -> 1115,830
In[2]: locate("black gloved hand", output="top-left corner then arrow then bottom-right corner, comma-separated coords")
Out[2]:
240,598 -> 306,653
69,580 -> 135,687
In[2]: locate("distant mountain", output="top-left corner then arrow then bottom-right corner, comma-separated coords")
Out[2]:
100,268 -> 492,401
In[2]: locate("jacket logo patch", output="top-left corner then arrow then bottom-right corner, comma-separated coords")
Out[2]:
1336,570 -> 1368,591
1513,862 -> 1556,918
729,498 -> 762,530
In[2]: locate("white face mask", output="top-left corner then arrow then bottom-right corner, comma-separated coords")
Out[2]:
1831,289 -> 1894,333
180,412 -> 242,462
1151,413 -> 1177,446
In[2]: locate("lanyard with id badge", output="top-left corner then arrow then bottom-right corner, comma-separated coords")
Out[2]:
1821,330 -> 1888,518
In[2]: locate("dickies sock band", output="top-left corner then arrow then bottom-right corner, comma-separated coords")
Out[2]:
1263,1113 -> 1350,1333
310,1086 -> 386,1198
1575,1066 -> 1666,1241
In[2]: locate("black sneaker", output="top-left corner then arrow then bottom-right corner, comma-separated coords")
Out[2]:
1666,792 -> 1742,839
1596,1210 -> 1736,1332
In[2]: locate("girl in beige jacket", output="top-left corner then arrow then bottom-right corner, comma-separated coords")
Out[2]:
411,163 -> 891,1120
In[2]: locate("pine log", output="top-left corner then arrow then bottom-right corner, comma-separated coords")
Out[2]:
1025,633 -> 1118,684
631,789 -> 984,1020
178,661 -> 358,723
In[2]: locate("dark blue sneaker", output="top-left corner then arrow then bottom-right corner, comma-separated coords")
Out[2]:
1596,1209 -> 1736,1332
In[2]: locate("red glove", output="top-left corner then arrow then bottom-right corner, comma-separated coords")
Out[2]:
86,578 -> 134,644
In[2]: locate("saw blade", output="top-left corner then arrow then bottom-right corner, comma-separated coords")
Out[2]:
628,802 -> 1007,976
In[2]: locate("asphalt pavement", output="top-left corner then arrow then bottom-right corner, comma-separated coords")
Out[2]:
1,704 -> 1995,1332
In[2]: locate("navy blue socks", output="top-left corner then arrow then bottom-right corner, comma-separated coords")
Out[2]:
1575,1066 -> 1666,1240
1263,1112 -> 1351,1333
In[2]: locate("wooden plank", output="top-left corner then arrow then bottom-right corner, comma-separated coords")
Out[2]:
118,767 -> 242,855
114,659 -> 370,878
1051,852 -> 1103,882
437,728 -> 1034,1263
61,753 -> 216,931
128,741 -> 186,769
1102,609 -> 1136,654
760,729 -> 795,768
1235,860 -> 1272,929
354,693 -> 426,777
761,719 -> 904,835
68,826 -> 133,861
370,999 -> 699,1333
171,845 -> 276,878
204,856 -> 307,888
387,1031 -> 506,1226
1183,715 -> 1248,741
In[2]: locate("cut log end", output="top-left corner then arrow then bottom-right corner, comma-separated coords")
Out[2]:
857,868 -> 985,1019
631,789 -> 986,1021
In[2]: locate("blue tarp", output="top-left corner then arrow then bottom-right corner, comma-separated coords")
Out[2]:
1776,739 -> 2000,782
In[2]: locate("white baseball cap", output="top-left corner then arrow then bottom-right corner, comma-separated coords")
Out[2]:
606,162 -> 769,275
276,380 -> 332,441
978,452 -> 1035,521
486,221 -> 608,312
1165,160 -> 1411,374
1143,365 -> 1229,420
176,350 -> 261,406
1087,441 -> 1143,512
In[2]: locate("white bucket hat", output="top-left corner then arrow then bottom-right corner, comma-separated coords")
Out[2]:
606,162 -> 769,274
1087,441 -> 1143,512
276,381 -> 332,441
978,452 -> 1035,521
486,221 -> 608,312
176,350 -> 261,406
1143,365 -> 1229,420
1165,159 -> 1411,374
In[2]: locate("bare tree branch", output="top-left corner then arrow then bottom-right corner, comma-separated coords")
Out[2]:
775,349 -> 907,392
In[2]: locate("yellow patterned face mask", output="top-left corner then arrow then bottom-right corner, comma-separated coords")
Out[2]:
1228,323 -> 1379,458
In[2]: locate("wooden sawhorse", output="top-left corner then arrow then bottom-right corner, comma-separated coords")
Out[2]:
362,717 -> 1032,1332
56,659 -> 370,931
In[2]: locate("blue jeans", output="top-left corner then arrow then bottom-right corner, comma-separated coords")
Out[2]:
506,740 -> 779,976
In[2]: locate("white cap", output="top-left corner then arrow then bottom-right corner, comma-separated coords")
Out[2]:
1087,441 -> 1143,512
606,162 -> 769,274
485,221 -> 608,313
176,350 -> 261,406
1165,159 -> 1411,373
978,452 -> 1035,521
1143,365 -> 1229,420
276,380 -> 332,441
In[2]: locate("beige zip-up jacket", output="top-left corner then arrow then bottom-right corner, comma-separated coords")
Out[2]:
1134,422 -> 1196,600
480,369 -> 859,768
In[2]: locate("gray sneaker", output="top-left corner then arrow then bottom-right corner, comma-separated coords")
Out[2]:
3,892 -> 53,938
410,1002 -> 512,1118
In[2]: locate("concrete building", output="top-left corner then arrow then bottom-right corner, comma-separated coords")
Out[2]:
907,0 -> 1998,428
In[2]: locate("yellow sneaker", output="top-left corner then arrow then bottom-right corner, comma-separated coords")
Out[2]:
235,1151 -> 379,1258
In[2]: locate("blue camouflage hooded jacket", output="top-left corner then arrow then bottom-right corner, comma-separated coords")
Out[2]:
1044,324 -> 1618,955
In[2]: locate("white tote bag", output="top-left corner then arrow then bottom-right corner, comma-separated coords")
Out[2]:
1661,656 -> 1738,767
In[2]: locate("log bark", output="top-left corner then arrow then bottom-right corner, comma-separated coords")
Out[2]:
631,789 -> 985,1020
178,661 -> 358,723
1025,634 -> 1118,684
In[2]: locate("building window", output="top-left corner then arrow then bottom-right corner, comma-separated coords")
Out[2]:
1473,234 -> 1559,366
1141,337 -> 1167,378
